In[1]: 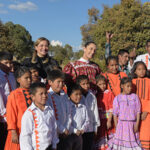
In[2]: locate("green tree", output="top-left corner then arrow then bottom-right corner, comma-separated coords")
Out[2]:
49,44 -> 73,67
0,21 -> 33,60
81,0 -> 150,70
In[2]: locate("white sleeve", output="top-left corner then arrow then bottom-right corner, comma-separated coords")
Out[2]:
81,106 -> 90,132
0,88 -> 6,121
20,110 -> 34,150
134,55 -> 142,63
93,95 -> 100,132
51,113 -> 59,149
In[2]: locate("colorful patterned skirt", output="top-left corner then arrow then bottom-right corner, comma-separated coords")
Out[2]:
107,120 -> 142,150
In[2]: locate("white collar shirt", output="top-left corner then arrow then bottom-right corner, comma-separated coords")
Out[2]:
69,101 -> 89,134
47,87 -> 72,134
79,57 -> 90,63
81,90 -> 100,132
0,70 -> 16,122
135,53 -> 150,69
20,102 -> 59,150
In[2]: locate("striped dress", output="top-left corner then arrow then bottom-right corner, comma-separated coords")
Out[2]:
132,77 -> 150,150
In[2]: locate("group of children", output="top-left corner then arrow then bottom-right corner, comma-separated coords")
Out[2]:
0,50 -> 150,150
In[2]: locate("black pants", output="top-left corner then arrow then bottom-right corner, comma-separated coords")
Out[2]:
0,122 -> 7,150
82,132 -> 95,150
57,134 -> 82,150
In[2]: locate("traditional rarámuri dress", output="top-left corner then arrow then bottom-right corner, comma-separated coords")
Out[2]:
132,78 -> 150,150
4,88 -> 32,150
95,90 -> 115,150
103,72 -> 127,97
107,93 -> 142,150
63,58 -> 101,92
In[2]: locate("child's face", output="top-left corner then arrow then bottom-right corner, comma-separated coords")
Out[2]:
48,78 -> 64,93
17,72 -> 31,89
70,90 -> 82,104
79,79 -> 90,93
83,43 -> 96,60
121,82 -> 132,95
35,40 -> 49,57
30,69 -> 39,83
0,59 -> 12,72
97,80 -> 106,92
32,88 -> 48,107
107,59 -> 119,74
135,64 -> 146,78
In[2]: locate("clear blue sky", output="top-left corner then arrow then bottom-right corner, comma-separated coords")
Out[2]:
0,0 -> 148,50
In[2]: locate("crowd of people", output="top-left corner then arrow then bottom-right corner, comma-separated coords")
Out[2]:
0,34 -> 150,150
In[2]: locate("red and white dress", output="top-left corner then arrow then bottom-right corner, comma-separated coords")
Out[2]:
95,89 -> 115,150
63,58 -> 101,91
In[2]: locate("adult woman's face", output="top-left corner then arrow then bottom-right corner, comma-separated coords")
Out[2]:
35,40 -> 49,57
83,43 -> 96,60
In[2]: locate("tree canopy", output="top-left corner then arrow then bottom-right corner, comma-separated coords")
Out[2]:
80,0 -> 150,70
0,21 -> 33,60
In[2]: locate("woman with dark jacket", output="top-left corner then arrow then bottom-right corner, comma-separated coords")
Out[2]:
22,37 -> 60,79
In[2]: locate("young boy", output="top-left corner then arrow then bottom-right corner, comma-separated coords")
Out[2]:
0,51 -> 16,149
29,65 -> 41,83
47,69 -> 71,150
67,84 -> 90,150
76,75 -> 100,150
20,82 -> 59,150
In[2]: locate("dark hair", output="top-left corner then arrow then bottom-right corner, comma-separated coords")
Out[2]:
12,61 -> 21,72
0,51 -> 13,61
76,75 -> 89,85
84,41 -> 96,48
120,77 -> 132,92
47,69 -> 65,81
131,61 -> 149,78
30,82 -> 46,95
67,84 -> 82,97
96,74 -> 106,83
118,49 -> 129,56
14,66 -> 31,87
106,56 -> 118,66
146,39 -> 150,46
29,65 -> 39,72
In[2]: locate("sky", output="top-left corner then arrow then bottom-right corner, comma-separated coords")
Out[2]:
0,0 -> 149,51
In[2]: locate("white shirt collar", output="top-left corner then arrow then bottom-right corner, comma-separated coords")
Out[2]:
48,87 -> 65,96
30,102 -> 50,111
70,100 -> 83,108
79,57 -> 89,63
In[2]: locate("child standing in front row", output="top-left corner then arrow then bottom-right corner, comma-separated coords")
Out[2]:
107,77 -> 142,150
46,69 -> 71,150
132,61 -> 150,150
5,66 -> 32,150
76,75 -> 100,150
20,82 -> 59,150
67,84 -> 89,150
95,75 -> 115,150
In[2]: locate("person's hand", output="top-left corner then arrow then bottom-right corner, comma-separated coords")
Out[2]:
76,130 -> 81,136
64,129 -> 69,136
80,130 -> 84,135
141,112 -> 148,121
134,123 -> 139,133
106,32 -> 114,43
11,130 -> 19,144
107,120 -> 112,129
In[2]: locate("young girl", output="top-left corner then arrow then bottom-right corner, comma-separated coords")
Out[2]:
103,56 -> 127,96
5,66 -> 32,150
95,75 -> 115,150
132,61 -> 150,150
107,77 -> 142,150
